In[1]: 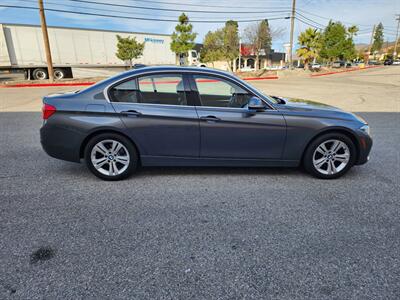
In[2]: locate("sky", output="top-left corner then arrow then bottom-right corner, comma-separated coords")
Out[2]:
0,0 -> 399,52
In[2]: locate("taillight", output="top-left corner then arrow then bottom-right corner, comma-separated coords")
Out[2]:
42,103 -> 56,120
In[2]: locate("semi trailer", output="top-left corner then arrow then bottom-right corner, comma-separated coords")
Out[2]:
0,23 -> 204,80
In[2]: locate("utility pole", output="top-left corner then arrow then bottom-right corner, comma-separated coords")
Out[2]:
38,0 -> 54,82
394,15 -> 400,58
367,24 -> 376,64
288,0 -> 296,69
238,37 -> 241,71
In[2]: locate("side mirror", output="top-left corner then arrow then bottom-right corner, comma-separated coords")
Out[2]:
248,97 -> 266,111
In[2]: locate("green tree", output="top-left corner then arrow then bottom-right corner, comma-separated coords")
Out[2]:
296,28 -> 322,69
170,13 -> 197,65
244,19 -> 272,70
371,22 -> 384,53
200,30 -> 224,67
222,20 -> 240,71
319,21 -> 356,62
115,35 -> 145,68
347,25 -> 359,39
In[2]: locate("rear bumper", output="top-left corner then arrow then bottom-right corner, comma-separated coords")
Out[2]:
40,122 -> 82,163
355,131 -> 373,165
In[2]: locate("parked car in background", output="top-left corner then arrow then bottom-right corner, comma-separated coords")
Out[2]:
40,66 -> 372,180
332,61 -> 345,68
368,60 -> 380,65
310,63 -> 321,71
384,59 -> 393,65
392,60 -> 400,65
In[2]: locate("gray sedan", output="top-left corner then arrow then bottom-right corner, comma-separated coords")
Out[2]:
40,66 -> 372,180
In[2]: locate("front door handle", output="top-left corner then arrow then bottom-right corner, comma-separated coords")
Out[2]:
121,110 -> 142,117
200,115 -> 221,122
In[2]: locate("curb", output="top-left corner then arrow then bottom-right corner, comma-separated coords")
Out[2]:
0,76 -> 279,88
242,76 -> 279,81
310,65 -> 383,77
0,82 -> 95,88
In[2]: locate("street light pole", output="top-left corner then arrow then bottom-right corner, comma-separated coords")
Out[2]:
394,15 -> 400,58
288,0 -> 296,69
38,0 -> 54,82
367,25 -> 376,65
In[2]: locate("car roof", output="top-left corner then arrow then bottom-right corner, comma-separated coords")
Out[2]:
82,66 -> 237,93
123,65 -> 233,77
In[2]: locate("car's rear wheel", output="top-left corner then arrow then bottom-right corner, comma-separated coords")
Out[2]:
303,133 -> 356,179
85,133 -> 138,180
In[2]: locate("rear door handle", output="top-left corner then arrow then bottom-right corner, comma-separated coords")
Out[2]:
200,115 -> 221,122
121,110 -> 142,117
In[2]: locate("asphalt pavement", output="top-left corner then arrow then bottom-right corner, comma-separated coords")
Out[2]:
0,67 -> 399,299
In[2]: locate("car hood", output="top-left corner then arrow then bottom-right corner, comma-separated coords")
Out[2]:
272,96 -> 366,123
272,96 -> 342,111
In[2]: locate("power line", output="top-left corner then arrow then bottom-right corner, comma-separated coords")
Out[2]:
0,4 -> 290,23
68,0 -> 291,14
296,8 -> 397,29
295,17 -> 323,30
295,11 -> 326,28
18,0 -> 288,21
100,0 -> 291,10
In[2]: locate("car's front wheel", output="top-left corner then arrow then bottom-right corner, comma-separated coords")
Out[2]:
85,133 -> 138,180
303,133 -> 356,179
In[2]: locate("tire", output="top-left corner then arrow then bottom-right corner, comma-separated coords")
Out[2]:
303,133 -> 356,179
84,133 -> 139,181
32,68 -> 48,80
53,68 -> 66,80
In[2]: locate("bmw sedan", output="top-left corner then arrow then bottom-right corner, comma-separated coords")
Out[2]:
40,66 -> 372,180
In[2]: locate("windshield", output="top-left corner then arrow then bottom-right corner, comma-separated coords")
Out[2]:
261,93 -> 282,104
237,77 -> 281,104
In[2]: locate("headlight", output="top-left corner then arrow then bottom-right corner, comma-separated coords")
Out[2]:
360,125 -> 370,135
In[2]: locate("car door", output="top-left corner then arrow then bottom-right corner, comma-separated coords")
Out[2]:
190,74 -> 286,159
108,72 -> 200,158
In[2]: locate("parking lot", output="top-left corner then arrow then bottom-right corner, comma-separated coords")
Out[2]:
1,67 -> 399,299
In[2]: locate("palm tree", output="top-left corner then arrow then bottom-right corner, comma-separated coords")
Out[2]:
296,28 -> 322,69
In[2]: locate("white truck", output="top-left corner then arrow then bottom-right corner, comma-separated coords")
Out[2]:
0,23 -> 204,80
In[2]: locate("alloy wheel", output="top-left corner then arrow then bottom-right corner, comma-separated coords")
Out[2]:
90,139 -> 130,176
312,139 -> 350,175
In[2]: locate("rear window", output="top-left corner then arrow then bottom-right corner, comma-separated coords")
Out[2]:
109,73 -> 186,106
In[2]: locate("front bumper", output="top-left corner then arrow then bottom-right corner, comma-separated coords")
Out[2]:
355,131 -> 373,165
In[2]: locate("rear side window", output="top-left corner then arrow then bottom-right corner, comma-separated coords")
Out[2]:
109,73 -> 187,106
109,79 -> 139,103
138,74 -> 186,105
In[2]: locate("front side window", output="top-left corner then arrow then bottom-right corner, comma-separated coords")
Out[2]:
193,75 -> 252,108
109,73 -> 187,105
